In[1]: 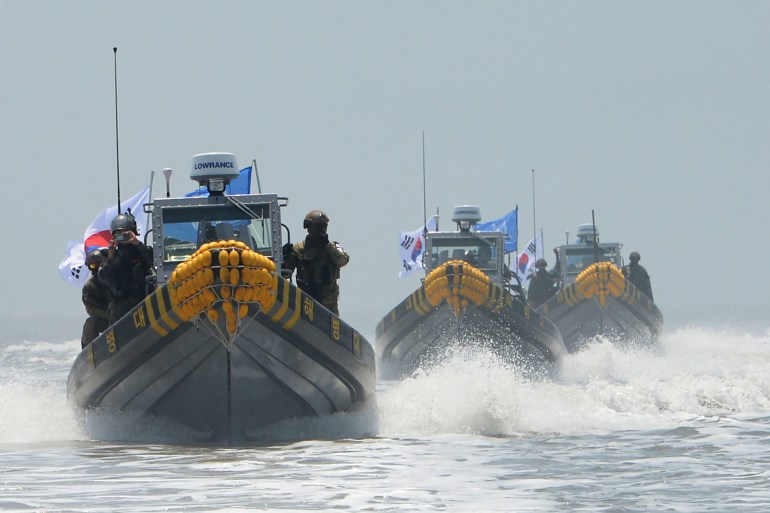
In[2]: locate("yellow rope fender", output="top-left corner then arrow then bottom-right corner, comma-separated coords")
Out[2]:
575,262 -> 626,305
421,260 -> 491,315
167,240 -> 278,343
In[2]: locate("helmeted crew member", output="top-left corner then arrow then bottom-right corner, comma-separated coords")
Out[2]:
282,210 -> 349,315
81,248 -> 110,348
622,251 -> 654,301
99,213 -> 155,325
527,250 -> 561,308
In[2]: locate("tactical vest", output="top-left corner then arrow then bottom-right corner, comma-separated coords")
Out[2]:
296,244 -> 336,294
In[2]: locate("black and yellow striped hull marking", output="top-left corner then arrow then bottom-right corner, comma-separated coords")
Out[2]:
140,287 -> 182,337
282,282 -> 303,330
143,287 -> 185,336
558,284 -> 582,307
266,278 -> 306,330
484,284 -> 508,312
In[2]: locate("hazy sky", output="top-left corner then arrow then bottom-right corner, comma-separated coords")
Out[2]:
3,1 -> 769,338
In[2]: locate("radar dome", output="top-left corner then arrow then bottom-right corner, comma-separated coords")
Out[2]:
190,152 -> 240,196
576,223 -> 599,244
452,205 -> 481,231
190,152 -> 239,183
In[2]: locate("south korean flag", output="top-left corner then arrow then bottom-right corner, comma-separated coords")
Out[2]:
398,216 -> 437,278
58,240 -> 89,287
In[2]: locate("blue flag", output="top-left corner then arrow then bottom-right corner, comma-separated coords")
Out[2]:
474,207 -> 518,253
185,166 -> 252,197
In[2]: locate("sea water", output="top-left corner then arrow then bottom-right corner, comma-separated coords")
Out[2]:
1,315 -> 769,512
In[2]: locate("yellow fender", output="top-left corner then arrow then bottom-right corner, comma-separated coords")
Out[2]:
168,240 -> 278,332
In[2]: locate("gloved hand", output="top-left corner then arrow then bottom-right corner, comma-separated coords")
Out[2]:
282,242 -> 293,258
306,232 -> 329,248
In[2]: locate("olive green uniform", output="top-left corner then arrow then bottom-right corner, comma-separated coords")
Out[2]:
283,235 -> 349,315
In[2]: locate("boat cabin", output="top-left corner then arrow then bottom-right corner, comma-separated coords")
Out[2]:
555,223 -> 623,286
424,205 -> 511,289
148,153 -> 286,285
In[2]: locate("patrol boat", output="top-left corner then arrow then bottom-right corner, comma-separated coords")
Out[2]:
536,223 -> 663,352
376,206 -> 566,379
67,153 -> 376,443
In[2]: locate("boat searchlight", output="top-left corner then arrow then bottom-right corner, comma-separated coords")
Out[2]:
452,205 -> 481,231
190,152 -> 240,196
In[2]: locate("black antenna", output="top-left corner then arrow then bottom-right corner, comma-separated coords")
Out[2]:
531,169 -> 537,256
422,131 -> 428,236
591,209 -> 600,263
113,47 -> 122,213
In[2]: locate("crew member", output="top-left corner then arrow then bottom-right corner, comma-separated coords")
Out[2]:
622,251 -> 654,301
81,248 -> 110,348
464,243 -> 493,268
99,213 -> 155,324
282,210 -> 349,315
527,250 -> 561,308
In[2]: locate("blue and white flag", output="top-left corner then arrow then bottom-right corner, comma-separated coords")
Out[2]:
399,216 -> 438,278
475,207 -> 517,253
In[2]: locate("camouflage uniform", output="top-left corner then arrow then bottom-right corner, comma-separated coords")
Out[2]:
283,234 -> 349,315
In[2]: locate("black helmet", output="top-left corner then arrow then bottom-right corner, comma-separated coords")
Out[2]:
629,251 -> 641,262
535,258 -> 547,269
110,213 -> 138,234
303,210 -> 329,229
85,248 -> 106,270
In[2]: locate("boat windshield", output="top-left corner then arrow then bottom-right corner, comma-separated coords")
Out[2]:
161,204 -> 273,262
430,237 -> 499,271
564,246 -> 619,276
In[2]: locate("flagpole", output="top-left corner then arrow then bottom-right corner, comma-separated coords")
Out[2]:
146,170 -> 155,239
503,203 -> 519,278
422,131 -> 428,236
531,169 -> 536,256
252,159 -> 262,193
514,203 -> 519,266
113,47 -> 122,214
540,228 -> 544,260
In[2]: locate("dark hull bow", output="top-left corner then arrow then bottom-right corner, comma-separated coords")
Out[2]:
68,243 -> 375,443
538,262 -> 663,352
377,261 -> 566,379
